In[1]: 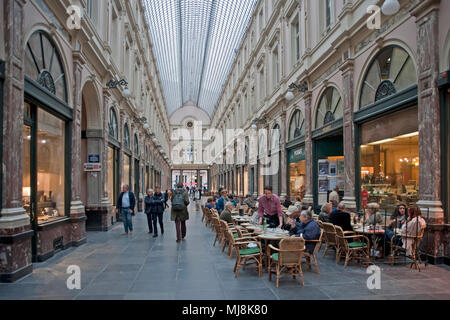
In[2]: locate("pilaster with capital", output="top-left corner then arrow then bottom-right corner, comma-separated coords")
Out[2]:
280,111 -> 287,198
341,59 -> 357,211
411,0 -> 444,224
302,92 -> 314,206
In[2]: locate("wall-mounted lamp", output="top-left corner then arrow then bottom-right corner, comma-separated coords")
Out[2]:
106,79 -> 131,98
381,0 -> 400,16
251,116 -> 267,130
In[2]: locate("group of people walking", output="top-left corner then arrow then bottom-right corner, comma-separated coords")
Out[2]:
114,183 -> 191,242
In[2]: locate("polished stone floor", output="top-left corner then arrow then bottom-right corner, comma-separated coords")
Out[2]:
1,201 -> 449,300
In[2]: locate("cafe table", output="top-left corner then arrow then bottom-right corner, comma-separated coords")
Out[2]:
256,229 -> 290,270
351,224 -> 401,258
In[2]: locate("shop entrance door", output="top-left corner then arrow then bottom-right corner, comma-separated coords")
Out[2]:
313,134 -> 344,210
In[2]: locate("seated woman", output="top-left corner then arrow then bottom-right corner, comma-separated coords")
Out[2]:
377,204 -> 407,258
365,202 -> 383,226
228,195 -> 237,207
400,207 -> 426,256
205,197 -> 216,210
318,202 -> 332,222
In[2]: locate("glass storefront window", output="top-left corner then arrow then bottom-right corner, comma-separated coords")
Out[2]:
317,156 -> 345,205
243,167 -> 249,196
23,125 -> 32,220
123,155 -> 131,187
359,106 -> 419,213
107,146 -> 118,205
36,108 -> 65,224
360,133 -> 419,213
289,160 -> 306,201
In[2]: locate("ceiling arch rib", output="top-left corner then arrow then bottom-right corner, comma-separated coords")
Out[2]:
143,0 -> 258,116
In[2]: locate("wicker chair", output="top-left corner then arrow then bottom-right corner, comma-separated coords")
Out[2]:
225,229 -> 258,259
211,216 -> 223,246
321,222 -> 338,258
335,225 -> 370,268
303,229 -> 323,274
231,231 -> 263,278
389,228 -> 425,270
267,237 -> 305,288
219,220 -> 240,253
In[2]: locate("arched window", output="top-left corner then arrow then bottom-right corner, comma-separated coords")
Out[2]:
109,108 -> 118,139
316,87 -> 342,129
134,134 -> 139,154
288,109 -> 305,140
124,124 -> 130,149
360,46 -> 417,108
24,30 -> 67,102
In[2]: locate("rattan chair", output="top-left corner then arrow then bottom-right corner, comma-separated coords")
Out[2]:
267,237 -> 305,288
389,228 -> 425,270
321,222 -> 338,258
335,225 -> 370,268
303,229 -> 323,274
219,220 -> 240,253
225,229 -> 258,259
211,216 -> 223,246
231,232 -> 263,278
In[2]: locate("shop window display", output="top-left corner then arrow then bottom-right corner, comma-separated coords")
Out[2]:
360,133 -> 419,213
123,155 -> 131,187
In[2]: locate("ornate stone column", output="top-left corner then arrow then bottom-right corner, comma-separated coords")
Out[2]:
101,89 -> 112,229
410,0 -> 445,263
280,111 -> 287,198
0,0 -> 33,282
341,59 -> 357,211
70,52 -> 87,244
302,91 -> 314,206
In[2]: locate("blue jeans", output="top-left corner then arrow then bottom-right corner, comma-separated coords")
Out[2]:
121,208 -> 133,233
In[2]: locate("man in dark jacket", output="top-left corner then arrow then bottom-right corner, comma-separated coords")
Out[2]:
329,202 -> 353,232
115,184 -> 136,235
144,188 -> 154,233
149,187 -> 165,237
289,210 -> 321,254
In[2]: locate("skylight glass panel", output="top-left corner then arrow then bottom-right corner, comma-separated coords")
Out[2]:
142,0 -> 257,116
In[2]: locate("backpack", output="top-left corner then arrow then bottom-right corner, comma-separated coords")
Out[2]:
172,189 -> 186,211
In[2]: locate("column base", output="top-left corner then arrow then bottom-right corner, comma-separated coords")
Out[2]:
303,194 -> 314,206
0,207 -> 30,229
342,196 -> 357,212
416,200 -> 445,223
69,201 -> 86,248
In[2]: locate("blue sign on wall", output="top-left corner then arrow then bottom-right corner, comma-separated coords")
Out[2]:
88,154 -> 100,163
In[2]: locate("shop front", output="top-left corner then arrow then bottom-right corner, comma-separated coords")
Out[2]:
287,109 -> 306,201
22,30 -> 82,261
312,86 -> 344,210
355,45 -> 419,214
358,107 -> 419,213
287,145 -> 306,201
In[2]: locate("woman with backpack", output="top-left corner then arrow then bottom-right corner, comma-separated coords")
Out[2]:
170,182 -> 190,242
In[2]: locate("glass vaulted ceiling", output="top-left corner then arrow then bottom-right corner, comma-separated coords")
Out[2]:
143,0 -> 258,116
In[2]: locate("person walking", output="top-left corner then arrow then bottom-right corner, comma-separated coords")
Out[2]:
144,188 -> 154,234
150,186 -> 165,237
170,182 -> 190,242
115,184 -> 136,235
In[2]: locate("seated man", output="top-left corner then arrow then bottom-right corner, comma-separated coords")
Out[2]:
219,202 -> 234,224
205,197 -> 215,210
243,194 -> 256,209
329,202 -> 353,232
289,210 -> 321,254
282,196 -> 292,209
283,205 -> 300,231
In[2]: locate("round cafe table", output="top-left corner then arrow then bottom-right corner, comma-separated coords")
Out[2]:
256,230 -> 290,270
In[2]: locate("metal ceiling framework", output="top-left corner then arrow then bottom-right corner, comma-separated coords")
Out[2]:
143,0 -> 258,116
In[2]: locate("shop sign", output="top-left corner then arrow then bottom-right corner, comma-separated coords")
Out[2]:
84,163 -> 102,171
88,154 -> 100,163
288,147 -> 305,164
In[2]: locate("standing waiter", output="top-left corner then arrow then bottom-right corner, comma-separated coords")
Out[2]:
258,186 -> 283,229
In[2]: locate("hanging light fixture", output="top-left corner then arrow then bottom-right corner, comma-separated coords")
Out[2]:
284,90 -> 294,101
381,0 -> 400,16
